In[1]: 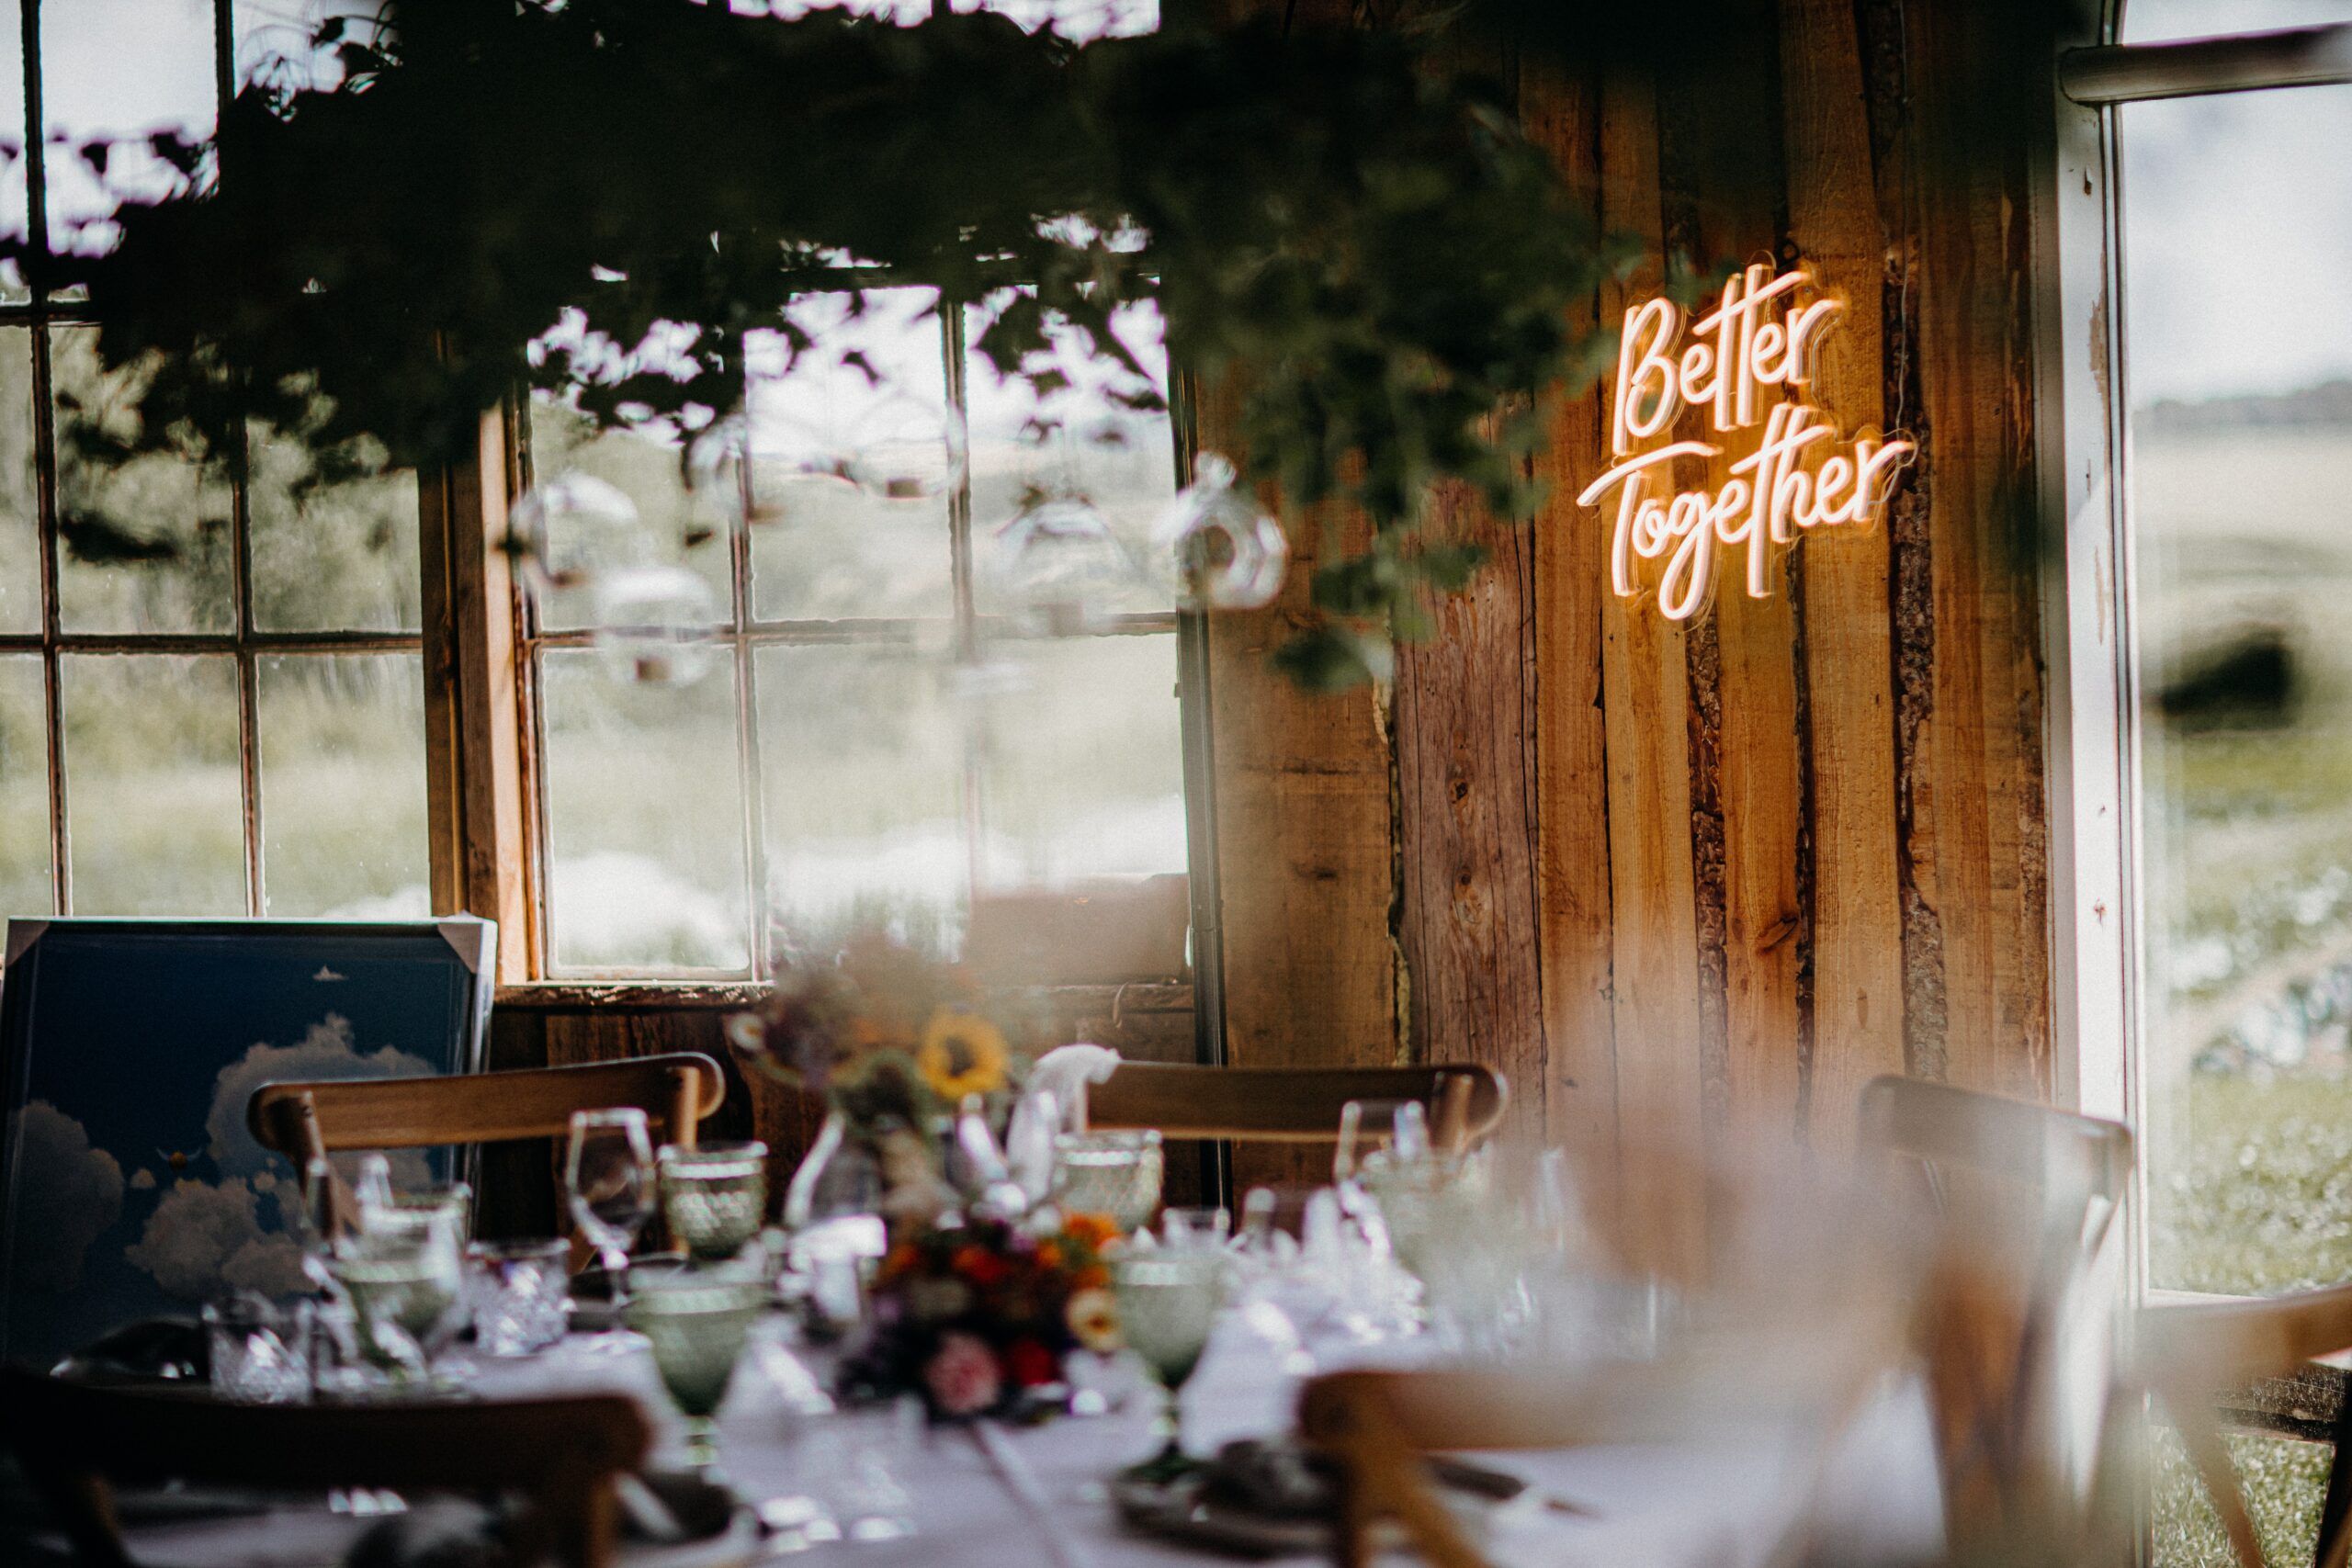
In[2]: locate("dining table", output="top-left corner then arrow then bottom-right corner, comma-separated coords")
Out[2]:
32,1293 -> 1951,1568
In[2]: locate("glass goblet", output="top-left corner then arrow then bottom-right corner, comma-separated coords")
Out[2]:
659,1140 -> 769,1262
568,1108 -> 656,1307
625,1272 -> 771,1474
1108,1245 -> 1229,1482
1049,1130 -> 1163,1235
331,1206 -> 467,1386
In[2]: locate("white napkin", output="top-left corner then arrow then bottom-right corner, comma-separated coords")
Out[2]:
1025,1043 -> 1122,1131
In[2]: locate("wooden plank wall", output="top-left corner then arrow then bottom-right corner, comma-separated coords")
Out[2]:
1218,0 -> 2056,1243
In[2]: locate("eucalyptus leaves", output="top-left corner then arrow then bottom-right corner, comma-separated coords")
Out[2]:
35,1 -> 1632,690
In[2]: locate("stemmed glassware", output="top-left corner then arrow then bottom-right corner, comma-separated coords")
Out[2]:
568,1108 -> 656,1321
625,1270 -> 770,1476
658,1140 -> 769,1263
1108,1234 -> 1230,1482
329,1182 -> 470,1387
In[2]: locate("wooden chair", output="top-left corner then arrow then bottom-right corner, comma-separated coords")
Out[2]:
1085,1062 -> 1506,1154
0,1369 -> 650,1568
247,1053 -> 726,1237
1856,1074 -> 2135,1562
2137,1284 -> 2352,1568
1300,1288 -> 1917,1567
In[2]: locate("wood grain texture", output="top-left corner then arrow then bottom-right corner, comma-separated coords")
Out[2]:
1595,63 -> 1708,1278
419,406 -> 532,982
1778,0 -> 1908,1143
1658,12 -> 1807,1153
1876,0 -> 2052,1100
1520,52 -> 1622,1214
1395,479 -> 1547,1140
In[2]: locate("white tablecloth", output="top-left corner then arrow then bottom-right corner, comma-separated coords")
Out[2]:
76,1313 -> 1946,1568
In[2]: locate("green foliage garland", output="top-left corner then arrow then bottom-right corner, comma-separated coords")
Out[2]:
29,0 -> 1635,690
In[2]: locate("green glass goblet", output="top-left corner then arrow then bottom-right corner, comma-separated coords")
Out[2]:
1108,1246 -> 1228,1482
625,1272 -> 770,1474
658,1141 -> 769,1261
1051,1130 -> 1164,1235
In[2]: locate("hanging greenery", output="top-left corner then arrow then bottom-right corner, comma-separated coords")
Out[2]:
28,0 -> 1637,691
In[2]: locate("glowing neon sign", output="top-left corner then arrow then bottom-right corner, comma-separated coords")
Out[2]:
1575,265 -> 1916,620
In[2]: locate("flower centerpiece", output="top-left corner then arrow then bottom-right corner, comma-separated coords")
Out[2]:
728,927 -> 1037,1225
838,1210 -> 1122,1420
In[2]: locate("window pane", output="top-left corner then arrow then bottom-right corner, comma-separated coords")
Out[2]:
541,648 -> 749,971
755,642 -> 968,943
248,429 -> 422,632
523,397 -> 729,633
966,294 -> 1178,620
2127,85 -> 2352,1294
0,654 -> 50,915
2122,0 -> 2352,41
233,1 -> 386,96
746,288 -> 954,623
0,0 -> 25,300
257,653 -> 427,917
0,328 -> 40,635
51,326 -> 234,633
62,652 -> 243,914
955,0 -> 1159,37
41,0 -> 217,259
975,634 -> 1185,892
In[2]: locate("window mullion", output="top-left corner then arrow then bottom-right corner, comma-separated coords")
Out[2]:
729,355 -> 768,980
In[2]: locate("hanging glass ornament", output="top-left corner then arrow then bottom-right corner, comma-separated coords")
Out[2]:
842,388 -> 967,504
591,563 -> 721,687
687,411 -> 862,529
1151,452 -> 1288,610
986,488 -> 1135,637
507,470 -> 647,596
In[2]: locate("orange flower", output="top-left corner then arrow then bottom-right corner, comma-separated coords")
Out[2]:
1063,1213 -> 1115,1249
954,1245 -> 1012,1290
1073,1264 -> 1109,1292
1034,1241 -> 1064,1270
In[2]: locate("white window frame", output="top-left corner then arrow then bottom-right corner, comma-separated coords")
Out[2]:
2041,7 -> 2352,1289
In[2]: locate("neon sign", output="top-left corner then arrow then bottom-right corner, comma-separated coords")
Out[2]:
1575,265 -> 1916,621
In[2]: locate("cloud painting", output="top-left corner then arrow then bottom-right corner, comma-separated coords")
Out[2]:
5,1102 -> 125,1292
125,1176 -> 309,1302
202,1013 -> 435,1179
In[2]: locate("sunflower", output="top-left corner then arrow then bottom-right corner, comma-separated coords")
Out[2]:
1066,1288 -> 1122,1354
915,1009 -> 1010,1100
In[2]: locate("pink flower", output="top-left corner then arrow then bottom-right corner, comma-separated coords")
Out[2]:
922,1332 -> 1002,1418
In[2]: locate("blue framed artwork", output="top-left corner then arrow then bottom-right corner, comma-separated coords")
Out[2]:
0,919 -> 494,1368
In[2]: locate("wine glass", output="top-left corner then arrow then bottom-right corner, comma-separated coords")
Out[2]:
568,1109 -> 656,1303
1108,1240 -> 1230,1482
330,1197 -> 467,1387
625,1271 -> 770,1475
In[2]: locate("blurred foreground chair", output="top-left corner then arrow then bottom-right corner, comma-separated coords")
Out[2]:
1300,1286 -> 1917,1566
1858,1074 -> 2136,1563
248,1053 -> 725,1238
2137,1283 -> 2352,1568
0,1369 -> 650,1568
1087,1062 -> 1505,1154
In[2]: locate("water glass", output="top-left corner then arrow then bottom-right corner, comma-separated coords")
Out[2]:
333,1229 -> 467,1382
1050,1130 -> 1164,1234
1108,1240 -> 1229,1479
467,1238 -> 571,1357
569,1109 -> 656,1287
659,1140 -> 769,1261
204,1294 -> 313,1404
625,1270 -> 771,1473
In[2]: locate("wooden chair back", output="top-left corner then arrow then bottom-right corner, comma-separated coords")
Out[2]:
1856,1074 -> 2133,1559
248,1053 -> 726,1168
1086,1062 -> 1505,1152
0,1369 -> 650,1568
2137,1283 -> 2352,1568
1300,1305 -> 1915,1568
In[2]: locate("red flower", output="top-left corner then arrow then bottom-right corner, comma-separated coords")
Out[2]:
923,1332 -> 1003,1417
1002,1337 -> 1059,1389
954,1245 -> 1012,1290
